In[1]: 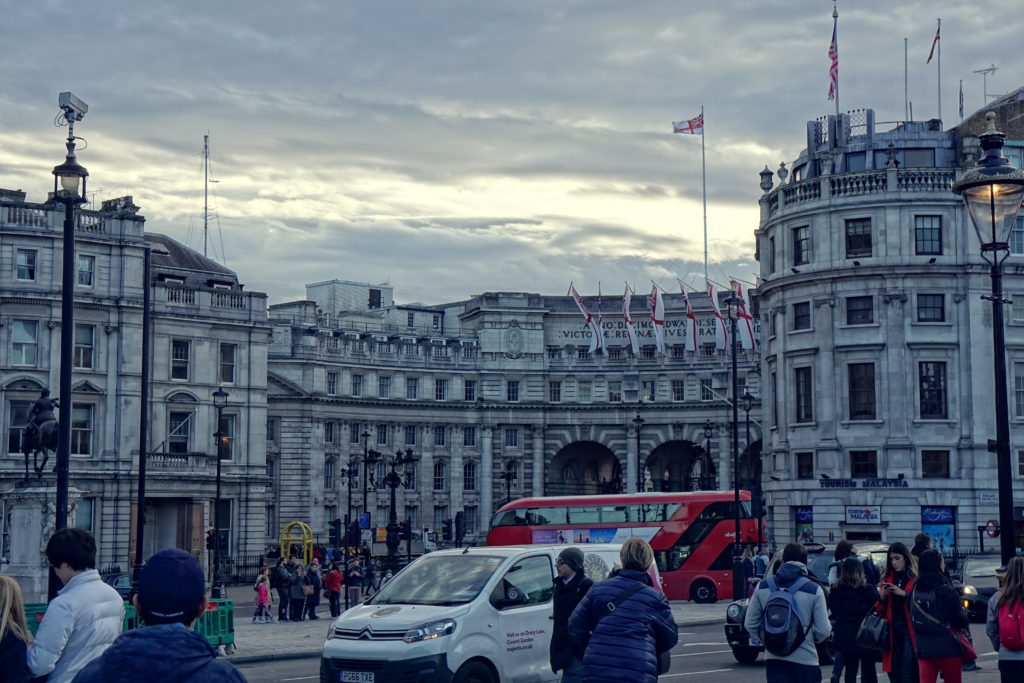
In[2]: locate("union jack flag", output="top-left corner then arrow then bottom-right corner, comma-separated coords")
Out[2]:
672,113 -> 703,135
828,17 -> 838,101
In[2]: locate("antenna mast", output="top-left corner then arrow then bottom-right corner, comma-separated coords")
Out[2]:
973,64 -> 998,107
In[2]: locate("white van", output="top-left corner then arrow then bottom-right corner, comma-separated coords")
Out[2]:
320,543 -> 662,683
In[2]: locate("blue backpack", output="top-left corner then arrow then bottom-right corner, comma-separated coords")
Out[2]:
760,575 -> 815,656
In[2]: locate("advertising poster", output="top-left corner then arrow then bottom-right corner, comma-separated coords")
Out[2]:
530,527 -> 659,545
921,506 -> 956,553
795,506 -> 814,542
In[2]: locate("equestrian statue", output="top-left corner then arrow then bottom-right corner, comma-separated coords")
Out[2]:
21,389 -> 59,482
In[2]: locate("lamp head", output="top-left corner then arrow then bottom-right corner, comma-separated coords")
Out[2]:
703,420 -> 714,438
212,386 -> 229,409
52,142 -> 89,203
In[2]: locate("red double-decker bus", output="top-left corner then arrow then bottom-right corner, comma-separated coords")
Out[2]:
487,491 -> 761,602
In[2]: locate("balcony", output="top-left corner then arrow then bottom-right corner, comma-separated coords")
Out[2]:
146,451 -> 214,474
768,167 -> 957,218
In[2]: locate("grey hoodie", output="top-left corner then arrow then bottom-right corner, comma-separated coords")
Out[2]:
744,561 -> 832,667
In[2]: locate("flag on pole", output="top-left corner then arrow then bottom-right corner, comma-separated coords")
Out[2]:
595,284 -> 608,356
959,80 -> 964,119
568,284 -> 603,356
678,283 -> 698,353
706,281 -> 728,349
926,19 -> 940,64
827,15 -> 839,101
731,280 -> 757,351
650,284 -> 666,356
621,285 -> 640,356
672,113 -> 704,135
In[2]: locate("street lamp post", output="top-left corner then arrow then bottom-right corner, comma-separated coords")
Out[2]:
726,289 -> 744,601
632,414 -> 645,492
211,386 -> 229,597
499,459 -> 519,504
701,420 -> 714,490
952,111 -> 1024,567
383,449 -> 417,571
360,431 -> 381,530
741,389 -> 763,551
340,455 -> 360,611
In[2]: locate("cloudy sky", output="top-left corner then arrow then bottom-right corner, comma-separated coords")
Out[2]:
1,0 -> 1021,305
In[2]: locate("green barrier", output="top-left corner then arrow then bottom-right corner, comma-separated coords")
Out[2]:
24,603 -> 47,637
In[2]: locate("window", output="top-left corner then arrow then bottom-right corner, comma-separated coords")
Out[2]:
368,288 -> 382,309
915,216 -> 943,255
1012,217 -> 1024,256
1016,364 -> 1024,417
219,343 -> 236,384
6,400 -> 30,454
792,226 -> 810,265
376,424 -> 388,445
15,249 -> 36,281
12,320 -> 38,366
904,148 -> 935,167
547,346 -> 561,360
464,506 -> 478,535
266,505 -> 276,538
917,294 -> 945,322
218,414 -> 236,460
845,218 -> 872,258
671,380 -> 685,402
78,255 -> 95,286
326,372 -> 338,396
406,377 -> 418,400
506,381 -> 520,402
74,325 -> 94,369
404,425 -> 417,445
919,361 -> 948,419
792,302 -> 811,330
795,367 -> 813,423
1019,451 -> 1024,477
770,371 -> 778,427
463,426 -> 476,447
168,411 -> 192,453
640,346 -> 656,359
641,380 -> 656,402
171,340 -> 190,380
609,381 -> 623,403
352,374 -> 364,396
378,376 -> 391,398
846,296 -> 873,325
505,428 -> 518,448
350,423 -> 362,443
432,345 -> 449,358
578,347 -> 591,360
464,380 -> 477,402
848,363 -> 876,420
434,425 -> 446,446
324,459 -> 335,489
433,461 -> 446,491
490,555 -> 553,609
549,381 -> 561,403
608,347 -> 623,359
461,345 -> 478,359
796,452 -> 814,480
407,311 -> 415,327
1013,298 -> 1024,323
71,404 -> 93,455
769,236 -> 777,273
577,381 -> 592,403
700,379 -> 714,401
464,461 -> 477,491
435,379 -> 448,401
922,450 -> 950,478
432,314 -> 441,330
265,418 -> 277,443
850,450 -> 878,478
75,498 -> 94,533
324,421 -> 335,444
846,151 -> 867,171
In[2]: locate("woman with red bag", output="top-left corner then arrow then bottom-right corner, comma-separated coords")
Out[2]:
876,542 -> 918,683
910,550 -> 970,683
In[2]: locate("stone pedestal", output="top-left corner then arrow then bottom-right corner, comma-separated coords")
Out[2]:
0,486 -> 87,603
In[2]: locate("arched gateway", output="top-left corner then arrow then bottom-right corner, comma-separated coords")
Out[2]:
546,441 -> 622,495
644,440 -> 717,492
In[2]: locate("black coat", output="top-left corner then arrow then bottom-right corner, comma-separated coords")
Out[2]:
910,571 -> 969,660
550,572 -> 593,673
828,583 -> 879,653
0,631 -> 29,683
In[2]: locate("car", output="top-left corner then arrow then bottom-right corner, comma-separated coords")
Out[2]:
105,572 -> 132,600
958,553 -> 1002,622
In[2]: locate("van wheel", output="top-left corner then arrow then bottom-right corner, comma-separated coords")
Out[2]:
690,579 -> 716,604
453,661 -> 496,683
731,646 -> 759,664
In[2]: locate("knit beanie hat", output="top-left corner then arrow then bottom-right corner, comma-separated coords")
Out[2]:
918,548 -> 942,574
558,547 -> 585,573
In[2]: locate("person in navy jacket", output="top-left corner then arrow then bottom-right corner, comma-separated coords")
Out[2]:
568,538 -> 678,683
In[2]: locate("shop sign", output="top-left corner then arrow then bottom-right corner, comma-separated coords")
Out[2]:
819,478 -> 910,489
979,492 -> 997,505
845,505 -> 882,524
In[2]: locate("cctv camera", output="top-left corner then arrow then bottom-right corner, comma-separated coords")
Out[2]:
58,92 -> 88,121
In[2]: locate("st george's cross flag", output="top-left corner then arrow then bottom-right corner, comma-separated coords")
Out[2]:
621,285 -> 640,355
706,281 -> 728,349
679,284 -> 698,353
731,280 -> 757,351
672,113 -> 703,135
569,284 -> 603,356
650,284 -> 666,355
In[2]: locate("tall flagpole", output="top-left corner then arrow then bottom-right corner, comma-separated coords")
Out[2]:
936,18 -> 942,125
700,104 -> 708,283
904,38 -> 909,121
833,1 -> 839,119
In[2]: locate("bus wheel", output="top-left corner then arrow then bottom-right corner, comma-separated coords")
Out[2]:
690,579 -> 716,603
453,661 -> 496,683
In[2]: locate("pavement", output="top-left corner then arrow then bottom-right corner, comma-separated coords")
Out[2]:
221,584 -> 727,665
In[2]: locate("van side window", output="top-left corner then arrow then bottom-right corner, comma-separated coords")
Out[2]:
489,555 -> 554,609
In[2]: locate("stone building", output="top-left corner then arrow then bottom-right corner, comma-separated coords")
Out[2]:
266,280 -> 762,544
756,100 -> 1024,551
0,188 -> 269,572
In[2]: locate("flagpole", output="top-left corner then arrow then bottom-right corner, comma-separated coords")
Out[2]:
936,18 -> 942,125
833,1 -> 839,119
960,79 -> 964,122
700,104 -> 708,283
904,38 -> 909,121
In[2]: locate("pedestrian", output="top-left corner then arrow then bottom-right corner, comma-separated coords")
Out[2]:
550,547 -> 593,683
346,558 -> 364,606
876,542 -> 918,683
744,542 -> 832,683
71,548 -> 248,683
568,538 -> 677,683
910,549 -> 969,683
364,560 -> 377,597
253,569 -> 273,624
910,533 -> 931,561
381,570 -> 394,587
303,560 -> 323,620
754,546 -> 770,578
987,556 -> 1024,683
272,558 -> 290,622
0,575 -> 32,683
27,528 -> 124,683
828,557 -> 879,683
742,546 -> 755,596
288,560 -> 306,621
324,563 -> 343,618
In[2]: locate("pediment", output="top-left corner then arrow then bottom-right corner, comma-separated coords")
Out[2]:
72,380 -> 104,395
268,372 -> 309,399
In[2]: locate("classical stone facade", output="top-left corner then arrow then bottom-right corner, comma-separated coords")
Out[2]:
0,189 -> 269,573
756,102 -> 1024,551
267,281 -> 761,544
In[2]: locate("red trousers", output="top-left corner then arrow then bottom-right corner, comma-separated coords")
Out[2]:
918,656 -> 962,683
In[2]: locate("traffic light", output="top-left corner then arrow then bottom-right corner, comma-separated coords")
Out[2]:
399,520 -> 411,540
347,520 -> 361,547
328,518 -> 342,546
205,530 -> 215,550
442,518 -> 453,541
455,511 -> 466,545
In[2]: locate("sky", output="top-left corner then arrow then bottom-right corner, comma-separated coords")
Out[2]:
1,0 -> 1022,306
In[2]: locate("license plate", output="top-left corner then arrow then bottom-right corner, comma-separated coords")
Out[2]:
341,673 -> 374,683
749,635 -> 762,647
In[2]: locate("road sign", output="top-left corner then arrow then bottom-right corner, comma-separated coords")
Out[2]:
985,519 -> 1000,538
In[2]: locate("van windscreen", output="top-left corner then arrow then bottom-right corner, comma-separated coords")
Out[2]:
368,555 -> 505,606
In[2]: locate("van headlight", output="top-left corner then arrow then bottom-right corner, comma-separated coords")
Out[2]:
327,622 -> 337,639
403,618 -> 457,643
727,604 -> 741,620
963,585 -> 978,596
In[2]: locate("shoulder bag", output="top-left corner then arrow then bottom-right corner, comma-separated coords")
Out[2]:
910,587 -> 976,663
855,611 -> 890,652
594,581 -> 671,676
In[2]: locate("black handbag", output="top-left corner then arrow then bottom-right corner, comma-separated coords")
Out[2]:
855,612 -> 890,653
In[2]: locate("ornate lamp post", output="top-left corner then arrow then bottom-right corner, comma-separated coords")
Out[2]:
632,414 -> 645,492
726,288 -> 745,601
741,389 -> 764,551
211,386 -> 229,597
360,431 -> 381,527
339,454 -> 360,610
701,419 -> 714,489
499,459 -> 519,504
383,449 -> 418,570
952,112 -> 1024,566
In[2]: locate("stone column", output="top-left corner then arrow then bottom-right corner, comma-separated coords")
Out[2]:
531,425 -> 545,496
451,428 -> 464,516
481,426 -> 494,517
626,424 -> 639,493
716,428 -> 731,492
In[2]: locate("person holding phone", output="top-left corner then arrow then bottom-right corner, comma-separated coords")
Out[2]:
876,542 -> 919,683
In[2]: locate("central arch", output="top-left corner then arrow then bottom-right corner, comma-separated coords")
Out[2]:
547,441 -> 622,495
644,440 -> 715,492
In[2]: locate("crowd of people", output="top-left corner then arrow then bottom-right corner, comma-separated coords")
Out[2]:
263,555 -> 393,622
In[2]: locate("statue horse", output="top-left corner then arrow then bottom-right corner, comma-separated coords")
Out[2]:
21,418 -> 58,481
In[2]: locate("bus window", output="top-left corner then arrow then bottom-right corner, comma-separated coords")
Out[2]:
491,510 -> 528,527
567,506 -> 600,524
526,507 -> 567,525
600,506 -> 630,523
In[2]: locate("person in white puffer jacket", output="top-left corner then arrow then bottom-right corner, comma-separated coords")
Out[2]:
27,528 -> 124,683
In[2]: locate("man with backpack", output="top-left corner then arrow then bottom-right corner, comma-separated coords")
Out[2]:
745,542 -> 832,683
